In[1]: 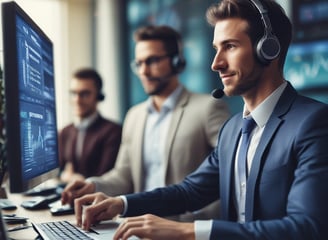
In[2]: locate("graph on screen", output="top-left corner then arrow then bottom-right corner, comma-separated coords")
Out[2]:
284,40 -> 328,90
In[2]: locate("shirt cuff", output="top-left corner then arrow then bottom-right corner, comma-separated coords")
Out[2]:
194,220 -> 213,240
85,178 -> 99,192
118,195 -> 128,216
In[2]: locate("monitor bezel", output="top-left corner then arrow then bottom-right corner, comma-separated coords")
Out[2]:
1,1 -> 59,193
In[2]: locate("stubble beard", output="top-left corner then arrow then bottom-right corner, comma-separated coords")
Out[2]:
146,79 -> 170,96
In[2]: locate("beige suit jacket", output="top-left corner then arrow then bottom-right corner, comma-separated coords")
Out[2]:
88,87 -> 230,221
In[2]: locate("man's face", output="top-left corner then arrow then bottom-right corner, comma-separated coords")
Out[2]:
69,78 -> 98,119
134,40 -> 173,95
211,18 -> 263,97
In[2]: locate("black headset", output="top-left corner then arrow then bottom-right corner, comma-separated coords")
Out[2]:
95,81 -> 105,101
97,91 -> 105,101
95,75 -> 105,101
249,0 -> 281,65
171,38 -> 186,73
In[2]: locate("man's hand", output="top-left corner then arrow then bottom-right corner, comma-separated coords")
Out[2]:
114,214 -> 195,240
60,162 -> 85,183
61,179 -> 95,205
74,192 -> 124,230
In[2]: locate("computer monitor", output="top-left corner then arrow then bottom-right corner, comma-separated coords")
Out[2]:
291,0 -> 328,43
1,1 -> 59,193
284,40 -> 328,91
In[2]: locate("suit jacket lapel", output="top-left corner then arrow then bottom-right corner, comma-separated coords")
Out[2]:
221,117 -> 243,220
163,88 -> 190,176
245,83 -> 298,221
133,103 -> 148,192
245,117 -> 282,220
69,127 -> 78,164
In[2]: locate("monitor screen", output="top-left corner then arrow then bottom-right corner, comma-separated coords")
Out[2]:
292,0 -> 328,42
284,39 -> 328,91
1,1 -> 59,193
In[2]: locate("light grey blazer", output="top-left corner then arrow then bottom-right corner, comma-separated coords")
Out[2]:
88,87 -> 230,221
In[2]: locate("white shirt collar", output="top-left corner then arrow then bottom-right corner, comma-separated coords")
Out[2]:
243,81 -> 287,127
73,111 -> 99,130
146,84 -> 184,113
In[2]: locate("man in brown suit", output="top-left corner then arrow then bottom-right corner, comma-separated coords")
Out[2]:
58,68 -> 122,182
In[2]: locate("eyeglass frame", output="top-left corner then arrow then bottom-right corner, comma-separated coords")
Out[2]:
130,54 -> 171,74
69,90 -> 93,99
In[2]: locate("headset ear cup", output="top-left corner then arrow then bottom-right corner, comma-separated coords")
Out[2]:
248,0 -> 281,65
98,92 -> 105,101
171,55 -> 186,73
256,34 -> 281,65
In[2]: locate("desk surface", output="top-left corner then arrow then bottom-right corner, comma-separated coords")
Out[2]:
2,182 -> 76,240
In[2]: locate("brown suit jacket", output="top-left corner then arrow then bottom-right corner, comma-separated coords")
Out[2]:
58,114 -> 122,178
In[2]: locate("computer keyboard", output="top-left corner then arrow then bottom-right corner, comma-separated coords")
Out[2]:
32,220 -> 95,240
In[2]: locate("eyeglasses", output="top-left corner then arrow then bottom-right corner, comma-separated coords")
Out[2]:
130,54 -> 170,74
69,90 -> 92,99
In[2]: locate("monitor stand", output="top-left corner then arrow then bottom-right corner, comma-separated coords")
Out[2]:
23,179 -> 66,196
0,171 -> 8,198
0,187 -> 6,198
0,174 -> 17,210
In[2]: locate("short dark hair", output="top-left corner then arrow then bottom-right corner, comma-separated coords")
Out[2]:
206,0 -> 292,70
133,25 -> 181,56
73,68 -> 103,94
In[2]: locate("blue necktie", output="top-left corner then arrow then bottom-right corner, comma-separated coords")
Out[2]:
237,117 -> 256,222
238,118 -> 256,182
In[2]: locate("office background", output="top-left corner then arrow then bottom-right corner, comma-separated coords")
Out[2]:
0,0 -> 326,130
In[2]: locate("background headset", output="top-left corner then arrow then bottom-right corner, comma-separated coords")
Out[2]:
170,37 -> 186,74
95,76 -> 105,101
248,0 -> 281,65
97,91 -> 105,101
73,68 -> 105,101
93,76 -> 105,101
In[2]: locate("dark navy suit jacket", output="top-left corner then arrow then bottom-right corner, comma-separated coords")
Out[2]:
124,82 -> 328,240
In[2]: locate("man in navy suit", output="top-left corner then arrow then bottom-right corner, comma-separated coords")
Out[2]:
73,0 -> 328,239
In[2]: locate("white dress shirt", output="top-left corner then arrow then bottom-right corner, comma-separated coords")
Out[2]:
142,85 -> 184,191
73,111 -> 98,160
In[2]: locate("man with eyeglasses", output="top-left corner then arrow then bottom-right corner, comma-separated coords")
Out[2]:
61,26 -> 230,221
58,68 -> 122,183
